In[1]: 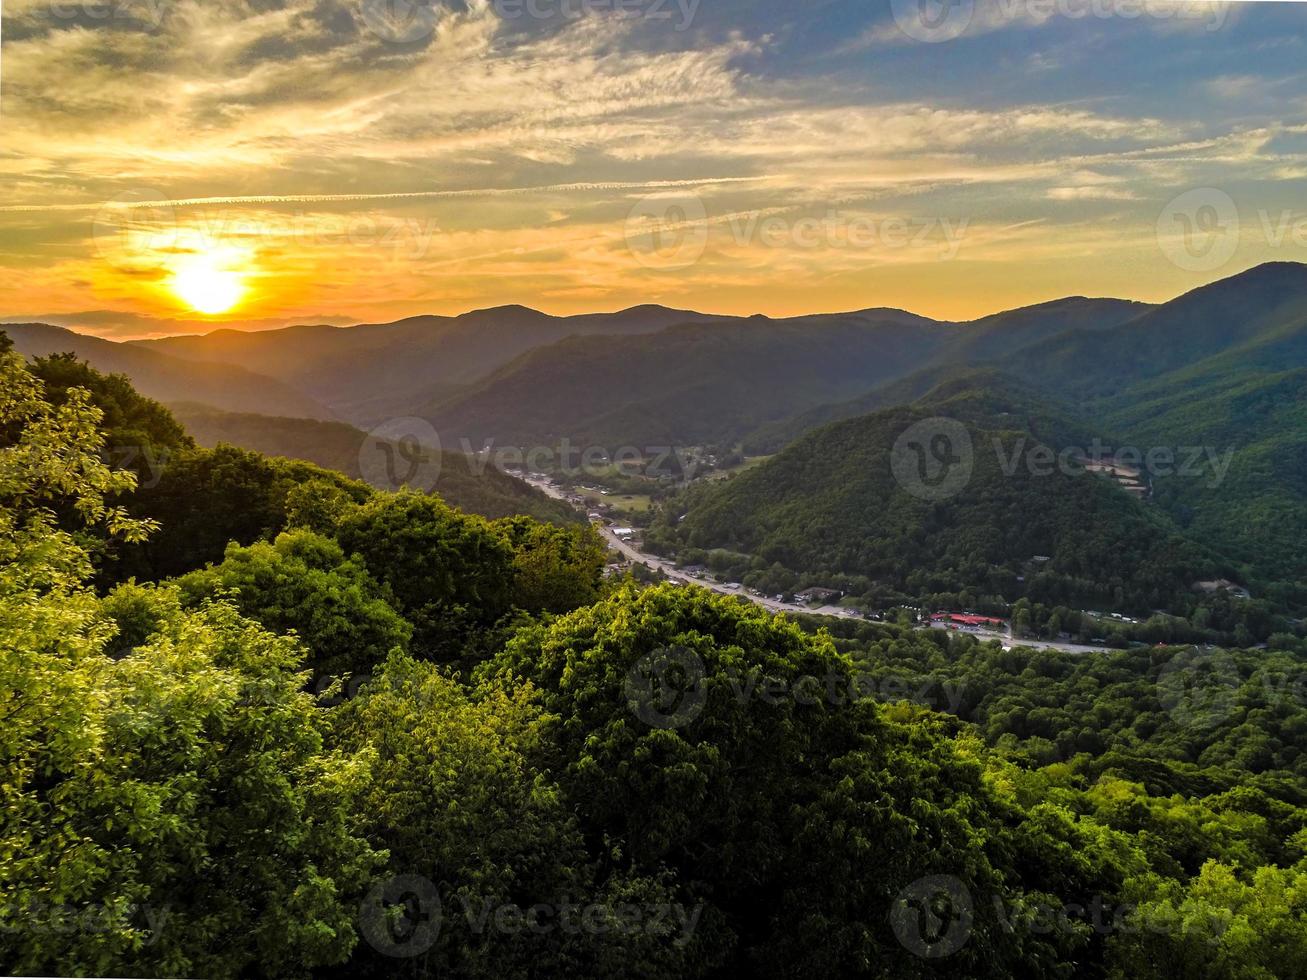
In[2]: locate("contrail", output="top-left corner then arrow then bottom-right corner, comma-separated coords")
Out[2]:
0,177 -> 776,213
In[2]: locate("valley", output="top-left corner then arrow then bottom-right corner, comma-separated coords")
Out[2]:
13,262 -> 1307,650
523,474 -> 1175,657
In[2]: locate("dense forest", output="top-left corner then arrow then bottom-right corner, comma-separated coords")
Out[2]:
3,341 -> 1306,978
649,367 -> 1304,646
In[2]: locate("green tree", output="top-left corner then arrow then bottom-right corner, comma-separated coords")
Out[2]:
26,353 -> 194,464
493,515 -> 608,615
173,530 -> 413,678
1109,858 -> 1307,979
335,491 -> 515,662
480,583 -> 1095,977
0,351 -> 379,977
331,651 -> 692,978
111,444 -> 371,583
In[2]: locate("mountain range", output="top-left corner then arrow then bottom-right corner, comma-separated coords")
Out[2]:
0,291 -> 1157,443
6,261 -> 1307,617
651,264 -> 1307,615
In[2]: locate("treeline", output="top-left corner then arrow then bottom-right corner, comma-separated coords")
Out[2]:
3,344 -> 1306,978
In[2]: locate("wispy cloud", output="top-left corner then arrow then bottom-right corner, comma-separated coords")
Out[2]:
1,0 -> 1304,325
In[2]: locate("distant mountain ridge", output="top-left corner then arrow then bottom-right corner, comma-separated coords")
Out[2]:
6,265 -> 1302,471
8,292 -> 1158,438
3,322 -> 335,420
134,304 -> 740,426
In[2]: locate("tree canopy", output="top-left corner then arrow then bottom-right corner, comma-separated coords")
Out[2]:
2,350 -> 1305,979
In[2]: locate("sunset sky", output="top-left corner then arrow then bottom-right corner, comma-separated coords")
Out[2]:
3,0 -> 1306,337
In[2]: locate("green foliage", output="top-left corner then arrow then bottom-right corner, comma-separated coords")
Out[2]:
174,530 -> 413,677
110,443 -> 371,582
823,623 -> 1307,781
27,353 -> 194,463
0,352 -> 377,977
492,515 -> 608,615
1108,859 -> 1307,979
331,651 -> 692,978
0,350 -> 156,549
335,491 -> 516,662
480,584 -> 1101,977
6,344 -> 1307,979
1,598 -> 381,978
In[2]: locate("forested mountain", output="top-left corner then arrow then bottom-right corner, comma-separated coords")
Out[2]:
931,295 -> 1152,364
4,341 -> 1306,979
1003,265 -> 1307,601
421,312 -> 949,450
417,298 -> 1148,452
13,294 -> 1147,445
742,363 -> 974,454
1101,364 -> 1307,602
679,266 -> 1307,623
136,304 -> 737,426
1010,262 -> 1307,402
169,402 -> 578,526
746,270 -> 1303,455
653,382 -> 1229,619
4,321 -> 334,419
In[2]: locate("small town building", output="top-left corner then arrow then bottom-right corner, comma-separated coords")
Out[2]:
796,587 -> 843,604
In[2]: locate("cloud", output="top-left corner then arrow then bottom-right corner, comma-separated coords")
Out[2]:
843,0 -> 1235,51
0,309 -> 359,340
1046,186 -> 1140,201
1,0 -> 1304,322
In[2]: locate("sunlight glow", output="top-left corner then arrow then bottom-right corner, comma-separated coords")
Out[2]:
168,254 -> 247,315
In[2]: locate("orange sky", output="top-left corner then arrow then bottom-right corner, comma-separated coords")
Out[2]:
2,0 -> 1302,338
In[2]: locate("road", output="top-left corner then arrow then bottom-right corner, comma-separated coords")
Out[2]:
526,476 -> 1109,655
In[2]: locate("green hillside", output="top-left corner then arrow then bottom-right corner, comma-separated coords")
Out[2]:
656,393 -> 1225,617
423,314 -> 954,451
5,310 -> 1307,980
730,264 -> 1307,612
1102,366 -> 1307,601
169,403 -> 579,526
1010,262 -> 1307,402
1005,264 -> 1307,597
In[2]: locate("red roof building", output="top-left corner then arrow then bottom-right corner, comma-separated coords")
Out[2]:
931,612 -> 1007,628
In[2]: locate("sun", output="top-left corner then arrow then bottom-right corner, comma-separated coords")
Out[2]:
169,254 -> 247,315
